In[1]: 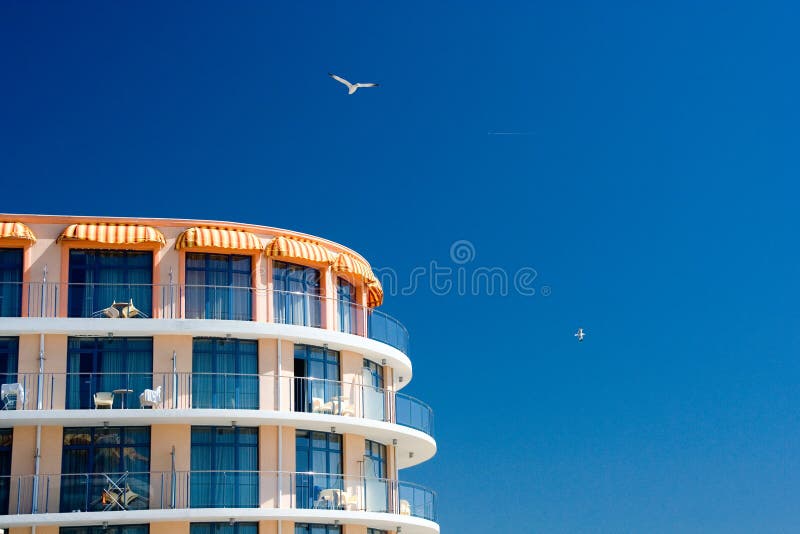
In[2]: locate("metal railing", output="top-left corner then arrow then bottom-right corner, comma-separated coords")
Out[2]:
4,471 -> 437,522
3,372 -> 434,437
2,282 -> 410,354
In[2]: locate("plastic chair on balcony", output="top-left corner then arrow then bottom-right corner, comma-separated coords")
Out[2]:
139,385 -> 162,408
311,397 -> 326,413
93,391 -> 115,409
399,499 -> 411,515
121,299 -> 143,318
1,383 -> 24,410
314,488 -> 344,509
100,305 -> 120,318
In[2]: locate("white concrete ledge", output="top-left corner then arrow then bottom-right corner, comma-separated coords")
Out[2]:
0,318 -> 414,387
0,409 -> 436,469
0,508 -> 439,534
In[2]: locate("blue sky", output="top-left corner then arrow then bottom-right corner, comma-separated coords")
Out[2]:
3,1 -> 800,532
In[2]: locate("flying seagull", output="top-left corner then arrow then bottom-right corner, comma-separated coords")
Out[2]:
329,73 -> 379,95
575,328 -> 586,342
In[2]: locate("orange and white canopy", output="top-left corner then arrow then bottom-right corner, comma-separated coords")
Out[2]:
57,223 -> 166,247
265,236 -> 334,265
176,227 -> 261,252
0,222 -> 36,245
367,282 -> 384,308
332,253 -> 378,284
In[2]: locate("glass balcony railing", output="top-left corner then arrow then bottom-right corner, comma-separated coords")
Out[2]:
4,282 -> 410,354
3,372 -> 434,437
5,471 -> 438,522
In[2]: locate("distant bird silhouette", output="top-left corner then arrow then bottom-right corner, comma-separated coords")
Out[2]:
575,328 -> 586,342
329,73 -> 379,95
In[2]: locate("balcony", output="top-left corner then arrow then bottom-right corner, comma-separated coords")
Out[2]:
3,372 -> 434,437
5,282 -> 410,355
3,471 -> 438,523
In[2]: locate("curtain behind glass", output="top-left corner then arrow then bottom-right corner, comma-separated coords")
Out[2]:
66,338 -> 153,409
0,249 -> 22,317
273,262 -> 320,327
192,338 -> 257,409
190,427 -> 257,508
68,250 -> 153,318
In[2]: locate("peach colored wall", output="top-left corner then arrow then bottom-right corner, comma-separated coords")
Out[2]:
151,522 -> 189,534
343,525 -> 367,534
341,350 -> 364,418
260,425 -> 296,509
259,520 -> 294,534
10,427 -> 34,476
153,335 -> 193,408
150,424 -> 190,510
259,338 -> 294,411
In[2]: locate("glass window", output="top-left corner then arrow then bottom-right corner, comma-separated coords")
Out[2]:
185,253 -> 252,321
364,440 -> 388,512
0,337 -> 19,395
0,248 -> 22,317
66,337 -> 153,409
336,278 -> 357,334
61,526 -> 148,534
273,261 -> 321,327
0,429 -> 12,515
362,359 -> 383,389
68,250 -> 153,318
60,427 -> 150,512
295,524 -> 341,534
190,524 -> 257,534
192,338 -> 258,409
367,530 -> 388,534
190,426 -> 258,508
293,345 -> 340,413
295,430 -> 342,509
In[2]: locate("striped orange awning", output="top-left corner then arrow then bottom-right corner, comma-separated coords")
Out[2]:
0,222 -> 37,245
367,282 -> 384,308
57,223 -> 166,248
333,252 -> 379,285
265,236 -> 334,264
175,227 -> 261,251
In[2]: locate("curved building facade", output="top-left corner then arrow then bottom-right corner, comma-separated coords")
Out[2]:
0,215 -> 437,534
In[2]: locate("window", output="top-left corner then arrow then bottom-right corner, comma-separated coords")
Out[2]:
367,530 -> 388,534
60,427 -> 150,512
295,526 -> 340,534
190,426 -> 258,508
190,524 -> 257,534
185,253 -> 252,320
68,250 -> 153,318
336,278 -> 357,334
0,337 -> 18,394
61,526 -> 148,534
273,261 -> 321,327
0,248 -> 22,317
0,429 -> 11,515
66,337 -> 152,409
295,430 -> 342,509
192,338 -> 258,409
293,345 -> 340,413
363,359 -> 383,389
364,440 -> 388,512
362,359 -> 385,421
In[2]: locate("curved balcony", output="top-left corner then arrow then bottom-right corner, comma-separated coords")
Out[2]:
2,471 -> 438,530
4,282 -> 410,355
1,372 -> 434,437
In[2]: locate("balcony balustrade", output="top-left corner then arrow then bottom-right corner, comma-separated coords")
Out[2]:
2,372 -> 434,437
2,282 -> 409,354
2,471 -> 437,522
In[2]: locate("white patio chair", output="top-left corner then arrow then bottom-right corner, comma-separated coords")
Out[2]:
139,385 -> 162,408
93,391 -> 114,409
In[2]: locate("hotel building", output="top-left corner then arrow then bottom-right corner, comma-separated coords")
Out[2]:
0,215 -> 437,534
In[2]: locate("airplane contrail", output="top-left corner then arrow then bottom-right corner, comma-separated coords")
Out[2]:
487,131 -> 535,136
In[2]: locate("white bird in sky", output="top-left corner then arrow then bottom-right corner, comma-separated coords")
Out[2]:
329,73 -> 379,95
575,328 -> 586,342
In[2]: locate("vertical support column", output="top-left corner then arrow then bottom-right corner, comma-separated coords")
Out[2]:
150,425 -> 191,510
253,253 -> 267,323
321,265 -> 335,330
